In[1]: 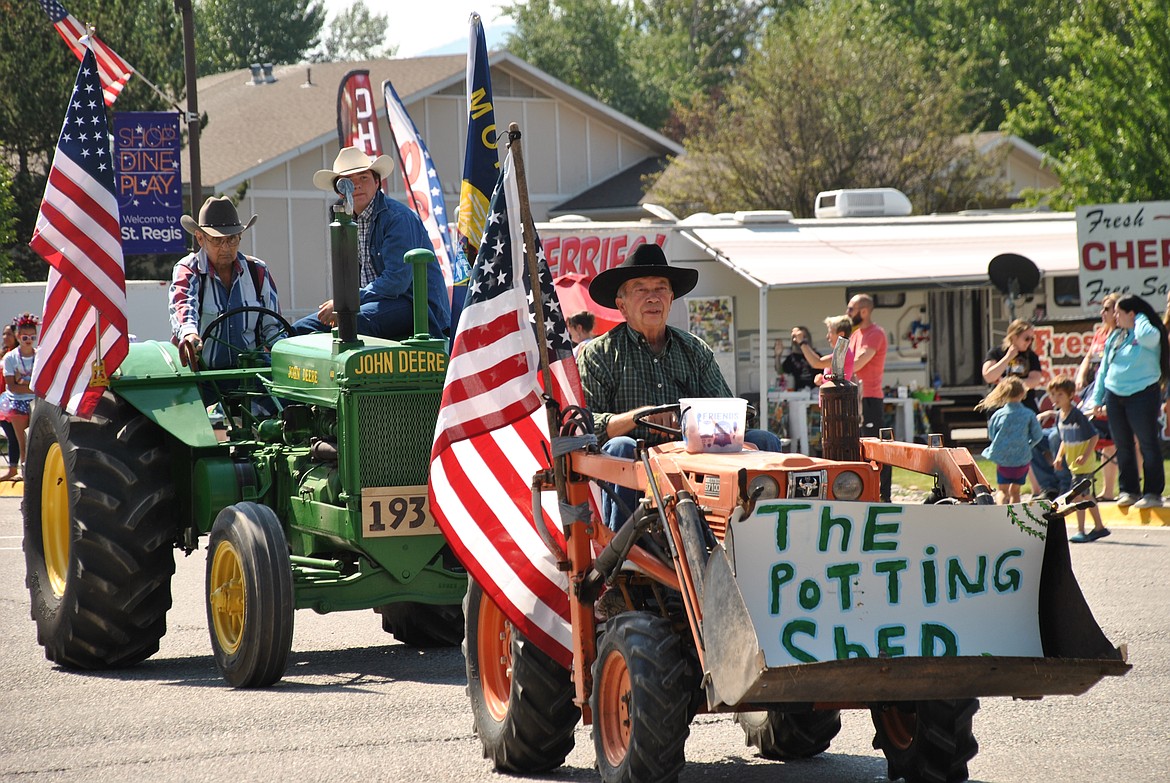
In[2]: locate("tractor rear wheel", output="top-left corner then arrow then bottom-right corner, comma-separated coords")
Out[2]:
23,395 -> 175,669
205,503 -> 294,687
592,612 -> 690,783
463,580 -> 577,773
737,707 -> 842,759
377,601 -> 464,647
871,698 -> 979,783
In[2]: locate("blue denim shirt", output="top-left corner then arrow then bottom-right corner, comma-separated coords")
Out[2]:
982,401 -> 1043,467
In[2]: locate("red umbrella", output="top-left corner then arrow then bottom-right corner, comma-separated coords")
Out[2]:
553,272 -> 623,335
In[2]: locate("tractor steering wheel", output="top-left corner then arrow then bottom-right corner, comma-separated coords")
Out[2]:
632,403 -> 683,438
199,305 -> 295,368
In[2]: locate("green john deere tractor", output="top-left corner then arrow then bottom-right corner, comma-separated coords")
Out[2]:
22,202 -> 465,688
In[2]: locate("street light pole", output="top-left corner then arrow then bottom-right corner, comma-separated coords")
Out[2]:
175,0 -> 201,210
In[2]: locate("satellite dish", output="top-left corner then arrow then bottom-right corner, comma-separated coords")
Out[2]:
988,253 -> 1041,320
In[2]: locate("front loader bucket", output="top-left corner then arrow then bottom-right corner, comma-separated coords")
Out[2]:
701,501 -> 1129,710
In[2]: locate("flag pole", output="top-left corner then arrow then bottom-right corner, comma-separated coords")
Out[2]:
505,123 -> 555,402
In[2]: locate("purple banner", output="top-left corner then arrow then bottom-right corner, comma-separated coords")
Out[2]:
113,111 -> 184,254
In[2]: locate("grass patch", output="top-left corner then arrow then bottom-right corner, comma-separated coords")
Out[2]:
892,455 -> 1170,495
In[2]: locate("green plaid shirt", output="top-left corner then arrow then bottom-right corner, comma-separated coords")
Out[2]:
578,324 -> 732,445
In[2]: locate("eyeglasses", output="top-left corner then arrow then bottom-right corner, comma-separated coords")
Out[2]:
204,234 -> 242,247
19,334 -> 36,342
1021,335 -> 1034,343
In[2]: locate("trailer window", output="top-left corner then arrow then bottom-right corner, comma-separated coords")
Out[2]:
1052,276 -> 1081,307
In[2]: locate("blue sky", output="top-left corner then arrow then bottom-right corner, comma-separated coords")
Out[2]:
321,1 -> 512,57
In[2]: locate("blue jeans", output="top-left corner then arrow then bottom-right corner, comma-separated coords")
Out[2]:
1105,383 -> 1165,498
600,428 -> 783,530
1030,426 -> 1071,495
293,297 -> 445,341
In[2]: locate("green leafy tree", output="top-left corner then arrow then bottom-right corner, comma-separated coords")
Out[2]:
195,0 -> 326,75
0,160 -> 21,282
646,0 -> 1007,217
312,1 -> 393,62
879,0 -> 1077,132
0,0 -> 183,280
1006,0 -> 1170,208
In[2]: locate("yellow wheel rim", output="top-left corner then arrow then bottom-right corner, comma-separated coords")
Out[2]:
208,540 -> 246,655
40,443 -> 70,598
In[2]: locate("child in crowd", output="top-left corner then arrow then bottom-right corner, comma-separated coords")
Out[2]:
977,377 -> 1043,504
0,324 -> 18,479
0,313 -> 40,477
1049,377 -> 1109,542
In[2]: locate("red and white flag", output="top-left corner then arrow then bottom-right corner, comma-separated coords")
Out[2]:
29,47 -> 129,417
429,151 -> 583,666
38,0 -> 133,106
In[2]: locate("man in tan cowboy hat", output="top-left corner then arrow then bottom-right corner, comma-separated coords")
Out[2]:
577,243 -> 782,529
169,196 -> 284,368
293,146 -> 450,340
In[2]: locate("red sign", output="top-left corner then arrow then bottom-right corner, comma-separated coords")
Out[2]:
542,231 -> 668,277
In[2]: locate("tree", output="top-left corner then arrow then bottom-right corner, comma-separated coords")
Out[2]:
503,1 -> 786,132
312,1 -> 394,62
1006,0 -> 1170,208
195,0 -> 326,75
0,160 -> 20,282
880,0 -> 1077,133
646,0 -> 1008,218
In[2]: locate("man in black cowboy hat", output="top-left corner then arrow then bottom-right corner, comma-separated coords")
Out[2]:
169,196 -> 283,368
577,243 -> 782,529
292,147 -> 450,340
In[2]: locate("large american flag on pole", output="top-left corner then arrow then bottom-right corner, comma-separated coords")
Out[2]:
429,151 -> 583,666
29,47 -> 129,417
38,0 -> 133,106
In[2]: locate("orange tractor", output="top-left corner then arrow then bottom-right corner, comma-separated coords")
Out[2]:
460,387 -> 1128,783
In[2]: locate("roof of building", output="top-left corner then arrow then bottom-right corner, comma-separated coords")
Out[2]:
549,156 -> 670,219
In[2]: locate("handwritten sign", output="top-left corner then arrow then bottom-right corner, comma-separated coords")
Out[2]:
113,112 -> 184,254
1076,201 -> 1170,308
725,500 -> 1048,666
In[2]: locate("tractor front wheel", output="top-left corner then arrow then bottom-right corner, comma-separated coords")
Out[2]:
737,707 -> 842,759
205,503 -> 294,688
23,395 -> 175,669
871,698 -> 979,783
463,580 -> 577,773
591,612 -> 690,783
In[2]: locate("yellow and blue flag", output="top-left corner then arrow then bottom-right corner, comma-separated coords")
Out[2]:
456,12 -> 498,283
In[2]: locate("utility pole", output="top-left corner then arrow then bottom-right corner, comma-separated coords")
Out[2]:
175,0 -> 201,209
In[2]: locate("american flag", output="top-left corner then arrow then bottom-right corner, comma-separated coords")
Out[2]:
38,0 -> 133,106
29,48 -> 129,417
429,151 -> 584,666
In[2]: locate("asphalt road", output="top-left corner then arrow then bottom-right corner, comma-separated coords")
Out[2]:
1,496 -> 1167,783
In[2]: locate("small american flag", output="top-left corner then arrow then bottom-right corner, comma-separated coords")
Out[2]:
38,0 -> 133,106
429,151 -> 584,666
29,48 -> 129,417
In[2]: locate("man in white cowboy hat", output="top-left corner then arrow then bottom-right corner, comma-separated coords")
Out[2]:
293,146 -> 451,340
169,196 -> 283,369
577,243 -> 782,529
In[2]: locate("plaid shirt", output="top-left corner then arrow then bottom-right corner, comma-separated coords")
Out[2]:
355,198 -> 376,286
578,324 -> 732,445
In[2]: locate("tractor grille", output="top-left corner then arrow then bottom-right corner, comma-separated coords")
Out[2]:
356,390 -> 441,487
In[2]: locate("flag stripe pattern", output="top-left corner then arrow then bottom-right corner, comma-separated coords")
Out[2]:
38,0 -> 133,106
29,48 -> 129,417
430,152 -> 585,666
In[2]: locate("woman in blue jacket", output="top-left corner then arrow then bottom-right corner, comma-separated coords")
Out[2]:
1089,294 -> 1170,508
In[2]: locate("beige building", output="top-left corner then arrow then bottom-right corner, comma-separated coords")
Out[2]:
184,52 -> 683,321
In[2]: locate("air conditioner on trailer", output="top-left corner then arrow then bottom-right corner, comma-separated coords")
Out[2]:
814,188 -> 913,218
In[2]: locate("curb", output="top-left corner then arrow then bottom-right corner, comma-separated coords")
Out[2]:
1092,501 -> 1170,528
0,479 -> 23,498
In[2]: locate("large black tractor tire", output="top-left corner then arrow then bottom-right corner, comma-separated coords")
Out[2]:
592,612 -> 691,783
737,707 -> 843,759
377,601 -> 464,647
463,579 -> 578,773
205,503 -> 294,688
871,698 -> 980,783
23,395 -> 176,669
